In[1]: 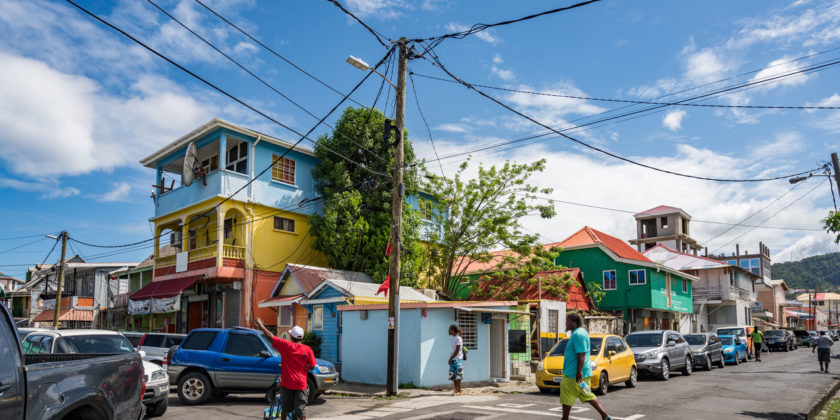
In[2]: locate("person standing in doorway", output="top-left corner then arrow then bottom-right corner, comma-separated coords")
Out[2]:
448,325 -> 464,395
257,318 -> 316,420
813,330 -> 835,373
749,327 -> 764,362
560,313 -> 612,420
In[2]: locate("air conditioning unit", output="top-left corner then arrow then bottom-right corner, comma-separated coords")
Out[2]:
170,231 -> 183,247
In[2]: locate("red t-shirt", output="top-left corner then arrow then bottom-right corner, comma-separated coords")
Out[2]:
271,336 -> 317,390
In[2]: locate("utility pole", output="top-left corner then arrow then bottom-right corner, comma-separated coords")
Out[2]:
831,153 -> 840,198
386,38 -> 408,397
52,231 -> 68,329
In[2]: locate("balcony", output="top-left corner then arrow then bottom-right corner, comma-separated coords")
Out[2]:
155,170 -> 250,218
694,286 -> 755,302
155,244 -> 246,269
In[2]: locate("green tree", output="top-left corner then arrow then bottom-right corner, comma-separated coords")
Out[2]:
421,158 -> 556,298
309,107 -> 423,287
823,210 -> 840,244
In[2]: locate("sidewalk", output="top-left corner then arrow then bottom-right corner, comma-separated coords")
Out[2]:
324,380 -> 537,398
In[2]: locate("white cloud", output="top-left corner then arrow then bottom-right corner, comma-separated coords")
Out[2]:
492,54 -> 503,65
0,177 -> 80,199
445,23 -> 500,45
752,132 -> 804,159
435,123 -> 469,134
504,82 -> 607,129
662,110 -> 687,131
749,57 -> 809,91
345,0 -> 409,19
98,182 -> 132,202
728,3 -> 840,49
491,65 -> 515,81
684,48 -> 729,84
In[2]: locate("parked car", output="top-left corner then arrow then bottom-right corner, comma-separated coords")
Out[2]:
22,329 -> 170,417
167,327 -> 339,405
120,331 -> 146,348
15,327 -> 50,342
764,330 -> 796,351
0,303 -> 145,419
684,333 -> 725,370
138,332 -> 186,365
716,326 -> 755,359
625,330 -> 692,380
536,334 -> 637,395
793,329 -> 812,346
720,335 -> 748,365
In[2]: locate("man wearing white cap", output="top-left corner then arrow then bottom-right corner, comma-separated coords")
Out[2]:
257,318 -> 317,420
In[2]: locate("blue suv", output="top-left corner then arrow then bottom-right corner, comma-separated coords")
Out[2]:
167,327 -> 338,405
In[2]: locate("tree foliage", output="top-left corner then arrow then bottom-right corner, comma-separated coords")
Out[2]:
309,107 -> 423,287
823,210 -> 840,245
421,158 -> 556,298
772,251 -> 840,291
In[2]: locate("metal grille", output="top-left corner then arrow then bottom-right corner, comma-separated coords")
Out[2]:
458,311 -> 478,350
548,309 -> 559,334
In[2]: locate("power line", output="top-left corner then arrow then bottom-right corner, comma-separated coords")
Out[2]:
37,237 -> 60,268
0,233 -> 51,241
0,238 -> 48,255
410,72 -> 840,110
408,70 -> 445,176
324,0 -> 390,47
147,0 -> 389,166
419,49 -> 829,182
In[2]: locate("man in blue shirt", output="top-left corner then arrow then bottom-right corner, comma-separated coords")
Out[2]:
560,313 -> 612,420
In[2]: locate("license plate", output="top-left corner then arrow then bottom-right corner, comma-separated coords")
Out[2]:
552,377 -> 562,383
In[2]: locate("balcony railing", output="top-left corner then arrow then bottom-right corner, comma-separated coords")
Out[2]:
189,245 -> 216,262
223,244 -> 245,259
155,244 -> 246,269
694,286 -> 755,302
156,254 -> 176,268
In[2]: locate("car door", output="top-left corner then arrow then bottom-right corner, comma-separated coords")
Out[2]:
215,332 -> 281,389
709,335 -> 721,361
0,311 -> 24,420
666,333 -> 682,367
674,333 -> 689,362
607,337 -> 630,381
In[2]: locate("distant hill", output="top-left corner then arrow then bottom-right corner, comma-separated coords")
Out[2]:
772,252 -> 840,290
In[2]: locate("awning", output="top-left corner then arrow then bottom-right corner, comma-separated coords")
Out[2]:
129,275 -> 202,300
456,307 -> 534,316
32,308 -> 94,323
258,294 -> 303,308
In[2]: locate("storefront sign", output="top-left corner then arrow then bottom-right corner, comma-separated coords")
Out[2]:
42,298 -> 55,310
152,294 -> 181,313
128,299 -> 150,315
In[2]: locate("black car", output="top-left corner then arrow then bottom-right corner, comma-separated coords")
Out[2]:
793,330 -> 811,346
685,333 -> 725,370
764,330 -> 796,351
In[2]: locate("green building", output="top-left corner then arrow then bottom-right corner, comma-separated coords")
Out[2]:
550,226 -> 697,333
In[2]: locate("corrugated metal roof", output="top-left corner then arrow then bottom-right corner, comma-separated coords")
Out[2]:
547,226 -> 653,263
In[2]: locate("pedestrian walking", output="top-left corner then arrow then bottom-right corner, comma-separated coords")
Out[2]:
257,318 -> 317,420
560,313 -> 612,420
813,331 -> 835,373
749,327 -> 764,362
448,325 -> 464,395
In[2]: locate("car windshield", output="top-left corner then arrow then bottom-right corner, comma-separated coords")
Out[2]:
625,333 -> 663,347
717,328 -> 745,337
684,335 -> 706,345
766,330 -> 785,337
55,335 -> 135,354
548,337 -> 602,356
794,330 -> 810,337
720,336 -> 734,345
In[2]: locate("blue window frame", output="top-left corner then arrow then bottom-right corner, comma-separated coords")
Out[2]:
629,269 -> 646,285
603,270 -> 617,290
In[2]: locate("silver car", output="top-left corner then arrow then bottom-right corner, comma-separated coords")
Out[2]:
138,332 -> 186,365
625,330 -> 692,380
684,333 -> 725,370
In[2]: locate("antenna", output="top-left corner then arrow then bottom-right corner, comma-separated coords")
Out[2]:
182,142 -> 199,186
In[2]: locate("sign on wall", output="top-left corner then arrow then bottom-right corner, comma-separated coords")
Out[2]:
128,299 -> 150,315
152,294 -> 181,313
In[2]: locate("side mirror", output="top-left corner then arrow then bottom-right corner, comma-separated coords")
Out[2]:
138,350 -> 146,358
666,341 -> 676,347
608,350 -> 616,358
259,350 -> 271,358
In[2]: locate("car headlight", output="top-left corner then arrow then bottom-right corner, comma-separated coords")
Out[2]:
317,365 -> 331,374
724,348 -> 734,353
691,349 -> 704,354
151,369 -> 167,382
637,350 -> 658,360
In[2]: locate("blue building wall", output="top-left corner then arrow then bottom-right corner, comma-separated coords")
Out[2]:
304,286 -> 347,364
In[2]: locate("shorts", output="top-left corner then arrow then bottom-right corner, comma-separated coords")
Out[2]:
818,348 -> 831,363
280,387 -> 309,419
559,376 -> 596,407
449,358 -> 464,381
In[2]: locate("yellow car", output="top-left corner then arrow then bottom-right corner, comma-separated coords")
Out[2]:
536,334 -> 637,395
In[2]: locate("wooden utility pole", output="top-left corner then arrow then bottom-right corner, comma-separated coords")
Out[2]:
831,153 -> 840,195
52,231 -> 68,329
386,38 -> 408,397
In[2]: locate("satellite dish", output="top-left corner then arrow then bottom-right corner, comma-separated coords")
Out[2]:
182,142 -> 199,186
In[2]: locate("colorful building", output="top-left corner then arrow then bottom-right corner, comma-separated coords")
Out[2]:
757,279 -> 790,328
550,226 -> 697,333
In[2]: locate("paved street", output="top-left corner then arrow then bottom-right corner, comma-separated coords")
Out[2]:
160,348 -> 839,419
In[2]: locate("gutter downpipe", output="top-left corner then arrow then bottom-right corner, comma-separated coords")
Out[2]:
249,135 -> 262,201
245,135 -> 261,327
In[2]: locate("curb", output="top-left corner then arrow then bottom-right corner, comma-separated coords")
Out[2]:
807,377 -> 840,420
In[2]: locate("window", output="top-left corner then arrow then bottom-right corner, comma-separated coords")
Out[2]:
661,216 -> 669,228
280,306 -> 293,326
457,311 -> 478,350
419,200 -> 433,222
142,335 -> 164,348
312,305 -> 324,330
682,279 -> 688,293
271,155 -> 296,184
617,338 -> 629,353
548,309 -> 559,334
199,155 -> 219,174
224,333 -> 266,357
189,229 -> 196,250
182,331 -> 218,350
606,337 -> 620,354
274,217 -> 295,233
226,142 -> 248,174
629,269 -> 646,285
224,218 -> 236,240
164,336 -> 183,347
602,270 -> 617,290
725,260 -> 737,266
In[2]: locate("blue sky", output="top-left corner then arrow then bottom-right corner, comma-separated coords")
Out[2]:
1,0 -> 840,280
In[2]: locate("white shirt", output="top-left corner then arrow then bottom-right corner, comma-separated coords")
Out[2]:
816,336 -> 834,349
451,335 -> 464,359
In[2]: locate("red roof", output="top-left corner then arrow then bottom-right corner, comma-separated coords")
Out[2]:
32,308 -> 93,323
260,294 -> 303,304
547,226 -> 653,263
634,205 -> 685,217
129,275 -> 202,300
468,268 -> 593,310
646,244 -> 734,266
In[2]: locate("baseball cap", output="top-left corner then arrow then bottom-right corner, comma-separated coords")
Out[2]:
290,326 -> 304,339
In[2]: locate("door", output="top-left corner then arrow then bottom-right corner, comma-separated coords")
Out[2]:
0,310 -> 24,419
603,337 -> 620,382
667,333 -> 682,367
606,337 -> 630,382
215,333 -> 281,389
489,319 -> 505,379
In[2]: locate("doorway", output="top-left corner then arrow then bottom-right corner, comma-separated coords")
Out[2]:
489,318 -> 506,379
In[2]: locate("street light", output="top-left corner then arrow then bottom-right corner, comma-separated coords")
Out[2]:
45,234 -> 58,240
347,55 -> 397,88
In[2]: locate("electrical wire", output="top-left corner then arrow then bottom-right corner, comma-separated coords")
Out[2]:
37,237 -> 60,269
0,233 -> 51,241
0,238 -> 48,255
418,49 -> 829,182
324,0 -> 390,47
147,0 -> 389,166
410,72 -> 840,110
408,70 -> 445,176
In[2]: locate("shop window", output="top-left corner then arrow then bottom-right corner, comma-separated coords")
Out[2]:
603,270 -> 617,290
274,217 -> 295,233
629,269 -> 646,285
457,311 -> 478,350
312,305 -> 324,330
226,142 -> 248,174
271,155 -> 296,184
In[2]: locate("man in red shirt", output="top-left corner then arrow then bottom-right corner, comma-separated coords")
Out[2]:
257,318 -> 316,420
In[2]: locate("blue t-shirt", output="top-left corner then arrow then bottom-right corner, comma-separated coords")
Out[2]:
563,327 -> 593,379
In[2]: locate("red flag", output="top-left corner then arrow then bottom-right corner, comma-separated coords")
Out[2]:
376,275 -> 390,297
385,243 -> 391,257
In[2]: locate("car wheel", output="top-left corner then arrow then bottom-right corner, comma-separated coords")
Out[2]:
538,386 -> 552,394
177,372 -> 214,405
147,397 -> 168,417
307,376 -> 317,404
704,354 -> 713,371
716,352 -> 725,368
625,367 -> 637,388
660,359 -> 670,380
681,357 -> 693,376
733,354 -> 740,365
595,371 -> 609,396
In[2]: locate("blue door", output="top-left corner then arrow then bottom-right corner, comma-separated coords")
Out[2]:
214,332 -> 282,389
